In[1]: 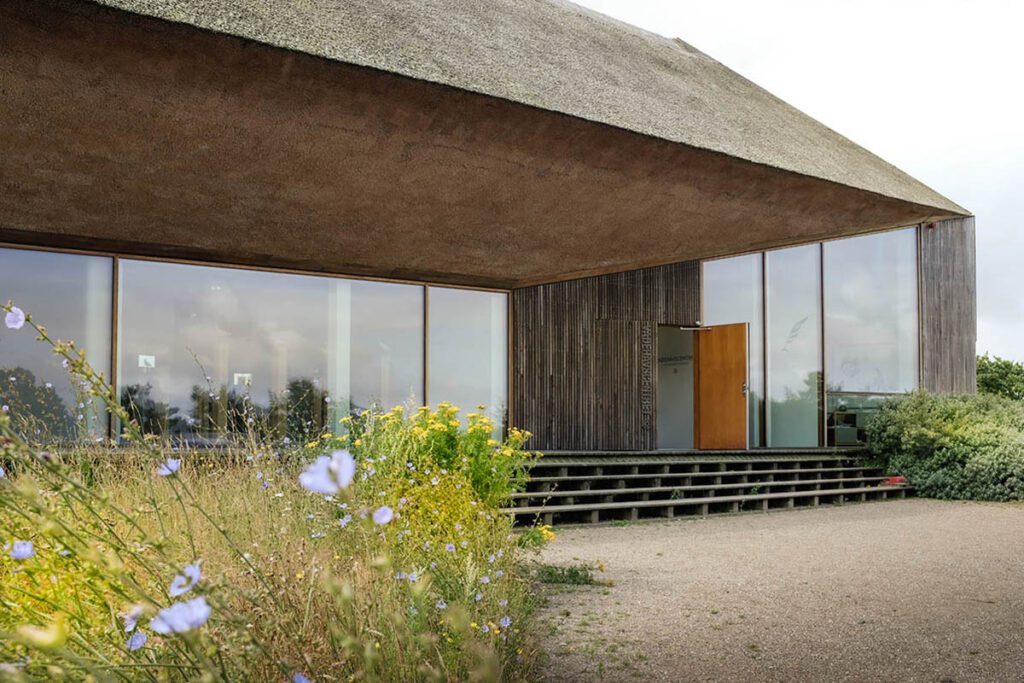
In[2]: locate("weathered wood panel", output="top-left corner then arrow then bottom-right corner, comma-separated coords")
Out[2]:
920,217 -> 977,393
512,262 -> 699,450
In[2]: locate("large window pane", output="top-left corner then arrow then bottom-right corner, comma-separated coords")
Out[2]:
428,287 -> 507,430
347,280 -> 423,412
765,245 -> 822,447
702,254 -> 763,447
117,261 -> 424,443
0,248 -> 112,441
824,228 -> 919,394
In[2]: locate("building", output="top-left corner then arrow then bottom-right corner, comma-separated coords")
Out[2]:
0,0 -> 975,452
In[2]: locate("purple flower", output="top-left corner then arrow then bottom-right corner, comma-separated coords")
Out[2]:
480,576 -> 490,584
123,605 -> 144,632
9,540 -> 34,560
150,596 -> 211,634
499,616 -> 511,628
127,630 -> 148,651
445,543 -> 456,553
156,458 -> 181,476
168,560 -> 201,597
474,592 -> 483,602
0,465 -> 5,478
293,675 -> 311,683
498,599 -> 508,607
299,450 -> 355,494
373,506 -> 393,525
339,514 -> 352,528
494,570 -> 504,578
4,307 -> 25,330
435,599 -> 447,610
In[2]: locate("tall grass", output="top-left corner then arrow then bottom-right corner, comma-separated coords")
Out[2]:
0,304 -> 547,681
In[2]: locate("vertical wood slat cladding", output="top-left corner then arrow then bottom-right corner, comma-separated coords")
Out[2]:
513,262 -> 699,450
920,217 -> 977,393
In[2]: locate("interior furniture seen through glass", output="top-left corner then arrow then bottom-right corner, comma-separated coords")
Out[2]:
824,228 -> 919,445
0,247 -> 113,441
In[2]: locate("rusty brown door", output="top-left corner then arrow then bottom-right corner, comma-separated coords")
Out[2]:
696,323 -> 748,449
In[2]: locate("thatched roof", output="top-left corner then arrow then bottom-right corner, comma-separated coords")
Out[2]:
90,0 -> 966,215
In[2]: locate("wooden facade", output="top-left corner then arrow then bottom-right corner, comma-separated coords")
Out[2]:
920,217 -> 978,393
512,262 -> 700,451
514,218 -> 978,452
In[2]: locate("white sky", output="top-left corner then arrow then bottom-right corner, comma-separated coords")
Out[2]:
576,0 -> 1024,361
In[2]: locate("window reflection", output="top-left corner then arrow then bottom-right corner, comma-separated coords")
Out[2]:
765,245 -> 822,447
702,254 -> 764,447
427,287 -> 507,431
117,261 -> 424,444
824,229 -> 919,394
0,247 -> 112,441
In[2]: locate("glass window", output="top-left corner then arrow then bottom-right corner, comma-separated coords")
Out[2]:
427,287 -> 507,431
117,261 -> 424,444
702,254 -> 764,447
765,245 -> 822,447
824,228 -> 919,394
0,248 -> 113,441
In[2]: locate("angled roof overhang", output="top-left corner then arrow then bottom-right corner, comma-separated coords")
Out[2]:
0,0 -> 968,288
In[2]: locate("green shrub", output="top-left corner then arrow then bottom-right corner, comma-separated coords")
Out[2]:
867,391 -> 1024,501
977,353 -> 1024,400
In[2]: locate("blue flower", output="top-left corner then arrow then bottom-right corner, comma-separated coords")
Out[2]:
474,592 -> 482,602
498,599 -> 508,607
168,560 -> 202,597
480,576 -> 490,584
0,465 -> 5,478
373,506 -> 393,525
339,514 -> 352,528
156,458 -> 181,476
499,616 -> 512,628
127,630 -> 148,651
293,674 -> 312,683
9,540 -> 34,560
494,570 -> 504,578
435,600 -> 447,610
123,605 -> 144,632
150,596 -> 211,634
445,543 -> 455,553
4,307 -> 25,330
299,450 -> 355,494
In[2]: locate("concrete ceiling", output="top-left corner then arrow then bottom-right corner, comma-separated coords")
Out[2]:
0,1 -> 967,288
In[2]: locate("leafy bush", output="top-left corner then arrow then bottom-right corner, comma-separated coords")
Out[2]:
867,391 -> 1024,501
0,304 -> 546,681
977,353 -> 1024,400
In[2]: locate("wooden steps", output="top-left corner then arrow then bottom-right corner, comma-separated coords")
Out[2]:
507,450 -> 911,525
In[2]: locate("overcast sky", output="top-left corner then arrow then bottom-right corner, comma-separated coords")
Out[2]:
576,0 -> 1024,361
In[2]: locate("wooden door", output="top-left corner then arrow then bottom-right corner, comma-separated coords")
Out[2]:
696,323 -> 748,449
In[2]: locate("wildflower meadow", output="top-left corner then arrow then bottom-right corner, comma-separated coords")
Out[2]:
0,303 -> 548,681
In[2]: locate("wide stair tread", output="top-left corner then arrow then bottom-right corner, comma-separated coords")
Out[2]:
511,475 -> 891,500
527,466 -> 878,483
505,484 -> 910,515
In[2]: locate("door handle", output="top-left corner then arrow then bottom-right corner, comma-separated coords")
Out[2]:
742,382 -> 748,396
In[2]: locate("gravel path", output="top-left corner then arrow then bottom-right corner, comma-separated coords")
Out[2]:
536,499 -> 1024,682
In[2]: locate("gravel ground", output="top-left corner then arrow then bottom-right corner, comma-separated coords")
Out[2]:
536,499 -> 1024,683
